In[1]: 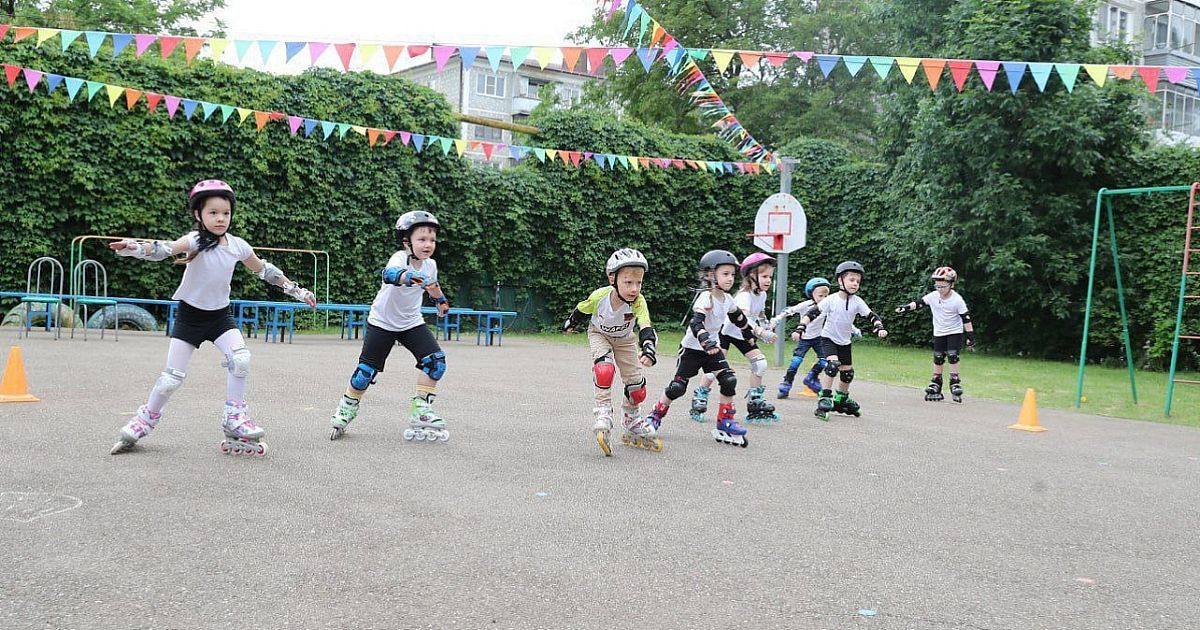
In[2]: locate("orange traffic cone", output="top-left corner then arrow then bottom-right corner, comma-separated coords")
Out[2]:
0,346 -> 40,403
1008,388 -> 1045,432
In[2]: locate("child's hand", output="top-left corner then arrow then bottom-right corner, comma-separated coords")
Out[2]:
437,301 -> 449,317
301,289 -> 317,308
791,331 -> 800,342
877,329 -> 888,339
639,354 -> 654,367
110,240 -> 137,252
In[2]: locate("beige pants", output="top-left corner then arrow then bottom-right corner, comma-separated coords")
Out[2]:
588,326 -> 644,408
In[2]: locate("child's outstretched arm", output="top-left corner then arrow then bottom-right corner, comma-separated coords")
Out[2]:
109,236 -> 190,261
894,299 -> 927,314
865,311 -> 888,338
562,287 -> 605,333
242,255 -> 317,307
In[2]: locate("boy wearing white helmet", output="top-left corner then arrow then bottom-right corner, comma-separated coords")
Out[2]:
563,248 -> 660,456
328,210 -> 453,442
894,266 -> 975,403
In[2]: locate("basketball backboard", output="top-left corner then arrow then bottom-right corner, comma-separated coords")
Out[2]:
749,193 -> 806,253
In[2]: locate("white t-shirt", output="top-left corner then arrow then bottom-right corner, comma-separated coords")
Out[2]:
171,232 -> 253,310
682,290 -> 734,351
774,298 -> 827,340
818,292 -> 872,346
368,252 -> 438,332
922,290 -> 969,336
721,290 -> 766,340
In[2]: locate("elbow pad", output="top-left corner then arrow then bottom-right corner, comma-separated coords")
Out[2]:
257,261 -> 286,287
688,311 -> 707,338
961,312 -> 972,324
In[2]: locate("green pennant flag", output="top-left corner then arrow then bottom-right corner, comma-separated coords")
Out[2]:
59,30 -> 83,51
220,104 -> 235,122
337,123 -> 351,138
439,137 -> 453,154
617,155 -> 630,169
85,81 -> 104,101
1055,63 -> 1081,93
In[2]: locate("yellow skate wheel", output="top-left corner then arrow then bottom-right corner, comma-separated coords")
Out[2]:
651,438 -> 663,453
596,431 -> 612,457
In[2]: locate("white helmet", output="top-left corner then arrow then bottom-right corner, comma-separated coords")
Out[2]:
606,248 -> 648,275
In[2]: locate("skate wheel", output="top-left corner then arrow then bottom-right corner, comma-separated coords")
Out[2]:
219,440 -> 232,455
254,442 -> 267,456
651,438 -> 663,453
596,432 -> 612,457
403,428 -> 415,441
438,431 -> 449,442
330,427 -> 343,441
740,436 -> 749,448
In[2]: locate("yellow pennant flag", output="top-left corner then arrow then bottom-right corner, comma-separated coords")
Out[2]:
1083,64 -> 1109,87
237,107 -> 252,123
711,50 -> 735,74
454,139 -> 468,156
36,28 -> 59,47
105,85 -> 124,107
358,43 -> 381,66
545,148 -> 558,161
209,38 -> 230,62
628,156 -> 639,171
895,57 -> 921,84
533,47 -> 555,69
351,125 -> 366,136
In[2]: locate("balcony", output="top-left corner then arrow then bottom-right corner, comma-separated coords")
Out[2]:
513,95 -> 541,116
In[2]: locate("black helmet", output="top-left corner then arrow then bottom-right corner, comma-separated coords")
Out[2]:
395,210 -> 440,248
699,250 -> 739,271
835,260 -> 864,278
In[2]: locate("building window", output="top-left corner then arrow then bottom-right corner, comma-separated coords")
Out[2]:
1162,85 -> 1200,136
1105,6 -> 1130,43
519,76 -> 551,99
556,84 -> 581,105
472,124 -> 503,142
475,73 -> 506,97
1145,0 -> 1200,55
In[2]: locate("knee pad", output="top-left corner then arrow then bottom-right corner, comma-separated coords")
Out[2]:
592,357 -> 615,389
223,347 -> 251,378
823,360 -> 841,378
350,362 -> 378,391
152,368 -> 185,401
787,356 -> 802,372
947,351 -> 960,365
839,368 -> 855,384
664,377 -> 688,400
749,355 -> 768,377
624,378 -> 647,405
418,351 -> 447,381
716,370 -> 737,397
933,351 -> 947,365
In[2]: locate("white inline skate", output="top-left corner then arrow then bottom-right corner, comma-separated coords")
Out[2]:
109,405 -> 160,455
329,395 -> 360,440
404,396 -> 449,442
220,400 -> 268,456
621,405 -> 663,452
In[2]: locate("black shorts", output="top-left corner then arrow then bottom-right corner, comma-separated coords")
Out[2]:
170,301 -> 238,348
933,333 -> 964,354
718,333 -> 758,357
358,322 -> 442,372
819,338 -> 853,365
674,347 -> 731,380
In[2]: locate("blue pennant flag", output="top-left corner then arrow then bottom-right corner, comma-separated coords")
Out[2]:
321,121 -> 336,139
111,33 -> 133,58
1027,62 -> 1053,92
64,77 -> 84,100
636,48 -> 658,72
181,99 -> 199,119
1003,62 -> 1027,94
201,102 -> 219,120
45,74 -> 65,94
304,119 -> 318,137
815,55 -> 839,78
459,47 -> 482,69
412,134 -> 426,152
285,42 -> 307,62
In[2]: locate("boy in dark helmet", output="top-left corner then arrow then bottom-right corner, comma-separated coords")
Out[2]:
328,210 -> 452,442
793,261 -> 888,420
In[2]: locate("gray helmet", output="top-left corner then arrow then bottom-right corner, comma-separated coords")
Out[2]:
699,250 -> 739,271
835,260 -> 864,279
395,210 -> 440,248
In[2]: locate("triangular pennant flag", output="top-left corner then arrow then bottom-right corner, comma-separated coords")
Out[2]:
284,41 -> 307,63
219,104 -> 234,122
383,45 -> 405,71
35,28 -> 59,47
85,80 -> 104,101
485,46 -> 505,72
842,55 -> 867,77
146,93 -> 162,112
45,73 -> 64,94
458,46 -> 481,69
358,43 -> 381,66
1055,63 -> 1080,92
948,60 -> 972,91
975,60 -> 1000,91
320,121 -> 335,139
738,52 -> 762,69
1136,66 -> 1160,93
1165,66 -> 1189,84
560,151 -> 572,166
234,39 -> 253,62
59,29 -> 82,51
1192,68 -> 1200,90
1110,65 -> 1135,80
254,111 -> 270,131
412,133 -> 426,151
201,101 -> 218,119
124,88 -> 142,109
159,35 -> 182,59
546,148 -> 558,161
454,139 -> 468,156
84,31 -> 105,57
509,46 -> 532,68
868,56 -> 894,80
237,107 -> 253,124
592,153 -> 606,168
291,116 -> 307,136
257,40 -> 279,62
711,49 -> 735,74
561,47 -> 584,72
920,58 -> 945,90
13,27 -> 36,43
0,25 -> 9,41
105,84 -> 123,106
165,95 -> 181,118
382,130 -> 396,145
586,47 -> 608,74
208,38 -> 229,61
304,118 -> 318,137
533,147 -> 546,162
664,48 -> 685,72
183,37 -> 204,63
433,46 -> 457,71
533,47 -> 555,69
1027,62 -> 1052,92
764,52 -> 788,67
64,77 -> 83,99
399,130 -> 411,145
407,45 -> 429,57
181,99 -> 198,119
617,155 -> 630,169
334,43 -> 356,71
439,137 -> 453,154
367,128 -> 381,146
895,57 -> 920,84
1002,62 -> 1026,93
1083,64 -> 1109,87
815,54 -> 839,78
638,12 -> 652,43
134,34 -> 156,57
111,33 -> 133,57
337,123 -> 351,138
22,68 -> 42,92
636,47 -> 658,72
510,145 -> 527,161
309,41 -> 330,64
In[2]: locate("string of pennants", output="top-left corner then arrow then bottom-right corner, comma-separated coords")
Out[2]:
0,61 -> 777,176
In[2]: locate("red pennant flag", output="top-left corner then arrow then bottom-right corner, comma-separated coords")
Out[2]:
334,43 -> 356,71
1110,65 -> 1135,80
585,47 -> 608,74
407,44 -> 429,57
1136,66 -> 1160,93
145,92 -> 162,112
253,111 -> 270,130
13,27 -> 36,42
159,36 -> 182,59
3,64 -> 19,87
368,128 -> 380,146
570,151 -> 583,167
0,25 -> 9,40
765,53 -> 789,67
482,142 -> 494,160
738,52 -> 762,69
948,60 -> 972,91
383,45 -> 404,70
921,59 -> 945,90
561,47 -> 584,72
638,157 -> 651,169
383,130 -> 397,145
183,37 -> 204,63
269,111 -> 285,121
671,159 -> 685,169
124,89 -> 142,109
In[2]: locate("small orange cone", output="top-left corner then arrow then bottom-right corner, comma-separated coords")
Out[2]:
801,388 -> 818,398
0,346 -> 40,403
1008,388 -> 1045,432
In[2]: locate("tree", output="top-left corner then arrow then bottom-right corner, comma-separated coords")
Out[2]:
6,0 -> 226,35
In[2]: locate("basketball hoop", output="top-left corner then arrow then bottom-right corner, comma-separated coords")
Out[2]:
749,201 -> 801,253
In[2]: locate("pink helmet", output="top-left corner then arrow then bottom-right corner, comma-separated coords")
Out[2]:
739,252 -> 776,276
189,179 -> 234,200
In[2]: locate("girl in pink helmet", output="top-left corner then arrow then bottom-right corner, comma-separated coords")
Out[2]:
108,179 -> 316,456
691,252 -> 779,423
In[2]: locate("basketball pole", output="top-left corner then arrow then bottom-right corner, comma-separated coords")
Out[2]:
774,158 -> 795,368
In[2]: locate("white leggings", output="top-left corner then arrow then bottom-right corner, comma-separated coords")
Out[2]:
146,329 -> 248,413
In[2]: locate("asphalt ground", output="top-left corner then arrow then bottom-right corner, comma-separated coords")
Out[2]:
1,330 -> 1197,629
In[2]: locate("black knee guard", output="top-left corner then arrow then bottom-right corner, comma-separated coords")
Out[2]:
665,376 -> 688,400
350,362 -> 378,391
839,368 -> 855,384
823,360 -> 841,378
716,370 -> 737,397
947,351 -> 960,365
933,351 -> 947,365
417,351 -> 446,380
